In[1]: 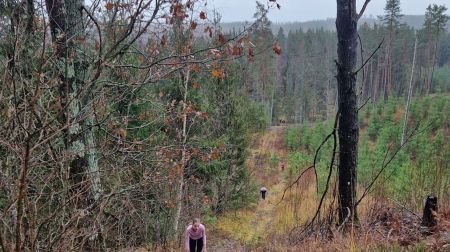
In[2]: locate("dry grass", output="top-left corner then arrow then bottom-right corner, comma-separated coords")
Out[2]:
393,106 -> 405,123
273,172 -> 318,235
209,126 -> 449,251
211,126 -> 380,250
213,126 -> 289,246
214,209 -> 261,245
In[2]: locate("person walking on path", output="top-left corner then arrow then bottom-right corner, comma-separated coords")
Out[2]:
185,218 -> 206,252
260,187 -> 267,200
280,161 -> 286,171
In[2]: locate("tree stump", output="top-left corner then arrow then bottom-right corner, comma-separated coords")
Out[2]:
422,195 -> 438,227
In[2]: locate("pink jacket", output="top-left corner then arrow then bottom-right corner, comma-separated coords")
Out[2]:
184,224 -> 206,250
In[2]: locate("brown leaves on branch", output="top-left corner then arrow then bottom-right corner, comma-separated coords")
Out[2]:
211,68 -> 224,78
171,3 -> 187,20
230,45 -> 243,56
218,34 -> 226,44
204,26 -> 213,38
273,41 -> 282,55
190,21 -> 197,30
190,64 -> 201,74
105,2 -> 114,10
199,11 -> 206,20
248,48 -> 255,59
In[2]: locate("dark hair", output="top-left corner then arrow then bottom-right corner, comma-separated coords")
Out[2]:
192,218 -> 200,224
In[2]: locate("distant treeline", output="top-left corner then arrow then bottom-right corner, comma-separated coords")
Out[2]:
234,5 -> 450,124
220,15 -> 449,34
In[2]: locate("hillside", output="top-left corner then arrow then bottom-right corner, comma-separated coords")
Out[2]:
206,94 -> 450,251
220,15 -> 436,34
1,0 -> 449,250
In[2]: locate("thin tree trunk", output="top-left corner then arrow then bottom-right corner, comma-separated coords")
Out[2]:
386,39 -> 391,101
422,41 -> 431,96
174,69 -> 190,234
15,140 -> 31,251
401,33 -> 417,146
270,88 -> 275,124
397,37 -> 409,96
84,116 -> 102,200
336,0 -> 359,224
382,46 -> 389,102
428,38 -> 439,94
369,60 -> 373,101
25,0 -> 34,33
373,61 -> 380,107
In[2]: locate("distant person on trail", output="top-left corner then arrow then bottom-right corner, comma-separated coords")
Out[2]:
280,161 -> 286,171
260,187 -> 267,200
185,218 -> 206,252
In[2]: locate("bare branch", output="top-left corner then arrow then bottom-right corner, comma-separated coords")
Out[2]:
279,111 -> 340,204
357,96 -> 371,112
353,37 -> 384,75
356,122 -> 422,206
289,110 -> 340,244
356,0 -> 371,21
81,5 -> 102,58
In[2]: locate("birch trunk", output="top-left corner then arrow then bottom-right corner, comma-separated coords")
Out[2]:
401,33 -> 417,145
173,69 -> 190,234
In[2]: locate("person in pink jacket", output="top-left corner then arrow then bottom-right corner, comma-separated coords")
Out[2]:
185,218 -> 206,252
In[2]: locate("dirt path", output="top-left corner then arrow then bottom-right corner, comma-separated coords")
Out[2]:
209,126 -> 293,251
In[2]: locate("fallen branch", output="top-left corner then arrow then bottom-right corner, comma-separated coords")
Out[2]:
389,197 -> 422,221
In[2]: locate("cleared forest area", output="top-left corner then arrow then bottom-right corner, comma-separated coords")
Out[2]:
0,0 -> 449,251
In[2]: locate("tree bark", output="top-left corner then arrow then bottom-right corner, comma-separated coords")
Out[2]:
336,0 -> 359,224
45,0 -> 102,202
25,0 -> 35,33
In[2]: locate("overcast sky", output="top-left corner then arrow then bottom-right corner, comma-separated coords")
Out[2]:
208,0 -> 450,23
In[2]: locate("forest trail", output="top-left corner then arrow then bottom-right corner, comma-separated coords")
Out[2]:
208,126 -> 316,251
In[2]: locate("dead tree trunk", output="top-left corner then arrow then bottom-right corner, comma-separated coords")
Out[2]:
336,0 -> 359,224
401,32 -> 417,146
422,196 -> 438,227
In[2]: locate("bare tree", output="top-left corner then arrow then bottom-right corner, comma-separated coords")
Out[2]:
335,0 -> 368,225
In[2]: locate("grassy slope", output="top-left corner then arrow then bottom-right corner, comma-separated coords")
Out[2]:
209,95 -> 450,251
